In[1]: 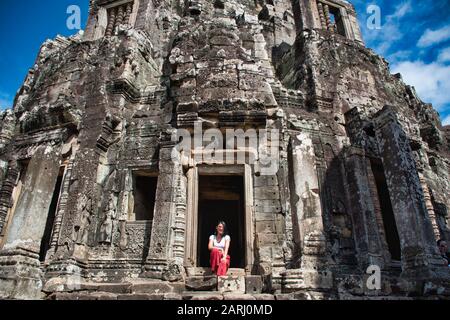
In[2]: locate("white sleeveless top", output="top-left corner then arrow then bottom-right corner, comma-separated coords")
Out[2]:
209,235 -> 231,249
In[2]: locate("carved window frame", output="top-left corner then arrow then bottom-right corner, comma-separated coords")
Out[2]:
315,0 -> 350,38
94,0 -> 140,38
127,168 -> 159,223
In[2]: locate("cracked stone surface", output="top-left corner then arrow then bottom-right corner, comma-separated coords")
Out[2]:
0,0 -> 449,300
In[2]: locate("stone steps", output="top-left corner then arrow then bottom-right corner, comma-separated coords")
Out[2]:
185,274 -> 264,295
186,276 -> 218,291
47,287 -> 436,300
182,291 -> 280,300
48,291 -> 278,300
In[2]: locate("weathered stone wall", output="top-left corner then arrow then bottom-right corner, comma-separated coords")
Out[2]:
0,0 -> 449,300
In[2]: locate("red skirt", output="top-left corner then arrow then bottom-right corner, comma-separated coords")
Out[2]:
210,248 -> 231,276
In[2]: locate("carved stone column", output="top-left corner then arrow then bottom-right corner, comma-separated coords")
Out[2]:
3,146 -> 61,249
0,145 -> 62,299
317,2 -> 327,29
0,163 -> 20,242
343,147 -> 386,270
143,139 -> 185,280
287,132 -> 333,291
418,173 -> 441,241
373,106 -> 445,278
323,4 -> 332,30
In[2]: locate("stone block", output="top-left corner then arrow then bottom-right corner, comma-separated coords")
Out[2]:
257,233 -> 280,246
186,276 -> 218,291
254,186 -> 280,200
255,200 -> 282,213
275,294 -> 296,300
223,293 -> 256,300
245,276 -> 263,294
163,293 -> 183,300
256,220 -> 277,233
255,212 -> 277,222
117,294 -> 165,300
183,291 -> 224,300
96,283 -> 132,294
91,292 -> 118,300
252,294 -> 275,300
302,270 -> 333,290
218,276 -> 246,294
131,281 -> 184,294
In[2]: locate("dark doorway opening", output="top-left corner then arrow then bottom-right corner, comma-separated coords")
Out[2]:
370,159 -> 402,261
39,167 -> 64,262
133,175 -> 158,221
198,175 -> 245,269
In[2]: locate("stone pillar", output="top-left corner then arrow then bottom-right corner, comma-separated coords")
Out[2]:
418,173 -> 441,241
0,145 -> 62,299
93,8 -> 108,40
184,167 -> 198,269
124,2 -> 133,25
143,139 -> 185,280
347,8 -> 364,43
4,146 -> 61,249
46,153 -> 76,260
165,167 -> 187,281
83,0 -> 98,40
116,4 -> 125,26
343,147 -> 386,270
373,107 -> 444,277
317,2 -> 327,29
292,0 -> 322,32
0,164 -> 20,242
287,132 -> 332,291
323,4 -> 332,30
105,7 -> 117,37
366,159 -> 392,264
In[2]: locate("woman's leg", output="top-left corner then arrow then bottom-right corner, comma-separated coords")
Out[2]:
210,248 -> 221,273
216,256 -> 231,277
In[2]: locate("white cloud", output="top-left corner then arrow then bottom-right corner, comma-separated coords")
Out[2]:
417,25 -> 450,48
442,115 -> 450,126
0,92 -> 13,110
438,47 -> 450,62
390,1 -> 412,19
363,1 -> 413,55
392,60 -> 450,111
387,50 -> 412,64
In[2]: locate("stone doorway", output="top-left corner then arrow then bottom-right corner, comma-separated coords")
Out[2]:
185,165 -> 254,274
370,159 -> 401,261
39,166 -> 65,261
197,175 -> 246,269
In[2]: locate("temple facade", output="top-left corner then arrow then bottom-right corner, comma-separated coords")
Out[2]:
0,0 -> 449,300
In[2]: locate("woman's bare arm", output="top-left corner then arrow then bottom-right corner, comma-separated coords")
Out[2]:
223,238 -> 230,260
208,239 -> 214,251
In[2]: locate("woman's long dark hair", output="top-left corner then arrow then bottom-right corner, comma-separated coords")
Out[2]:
215,221 -> 229,237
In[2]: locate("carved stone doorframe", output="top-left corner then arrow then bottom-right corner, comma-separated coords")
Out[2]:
184,164 -> 254,274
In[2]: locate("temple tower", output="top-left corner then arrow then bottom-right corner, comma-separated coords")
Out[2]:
0,0 -> 448,300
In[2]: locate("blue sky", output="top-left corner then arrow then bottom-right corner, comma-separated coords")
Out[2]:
0,0 -> 449,125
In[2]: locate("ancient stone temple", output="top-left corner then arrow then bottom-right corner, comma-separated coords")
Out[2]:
0,0 -> 449,300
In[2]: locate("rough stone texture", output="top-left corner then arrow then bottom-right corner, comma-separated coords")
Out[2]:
218,276 -> 246,294
245,275 -> 263,294
0,0 -> 449,300
186,276 -> 218,291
